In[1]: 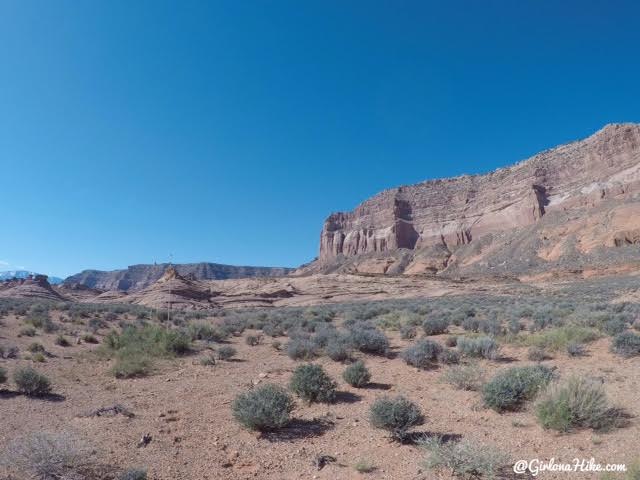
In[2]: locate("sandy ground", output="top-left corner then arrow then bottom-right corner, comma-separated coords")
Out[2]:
1,312 -> 639,480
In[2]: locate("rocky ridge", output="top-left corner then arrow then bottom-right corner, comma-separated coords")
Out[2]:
312,123 -> 640,276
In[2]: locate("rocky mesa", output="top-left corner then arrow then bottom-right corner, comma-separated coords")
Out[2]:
64,262 -> 294,292
313,123 -> 640,277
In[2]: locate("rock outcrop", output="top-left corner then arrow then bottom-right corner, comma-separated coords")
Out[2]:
0,275 -> 67,301
64,262 -> 294,292
313,123 -> 640,276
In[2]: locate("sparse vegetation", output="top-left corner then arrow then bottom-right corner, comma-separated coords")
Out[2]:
422,318 -> 449,336
442,364 -> 484,391
522,325 -> 600,351
536,376 -> 621,432
14,367 -> 52,396
343,360 -> 371,388
457,336 -> 498,359
286,337 -> 318,360
55,334 -> 70,347
567,342 -> 586,357
611,332 -> 640,357
232,384 -> 295,431
401,339 -> 442,369
527,346 -> 549,361
245,334 -> 261,346
483,365 -> 554,412
119,468 -> 148,480
421,436 -> 508,480
290,364 -> 336,403
0,366 -> 6,385
354,459 -> 376,473
369,396 -> 423,442
218,345 -> 236,360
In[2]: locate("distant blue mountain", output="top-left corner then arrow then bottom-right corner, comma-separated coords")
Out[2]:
0,270 -> 63,284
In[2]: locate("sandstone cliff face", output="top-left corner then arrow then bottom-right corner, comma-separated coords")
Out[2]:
63,262 -> 294,292
0,275 -> 67,301
316,124 -> 640,276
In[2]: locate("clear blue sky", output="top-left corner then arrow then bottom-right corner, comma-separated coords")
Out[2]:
1,1 -> 639,278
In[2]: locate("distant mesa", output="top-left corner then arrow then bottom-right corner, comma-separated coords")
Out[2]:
0,270 -> 63,284
63,262 -> 295,292
0,273 -> 67,301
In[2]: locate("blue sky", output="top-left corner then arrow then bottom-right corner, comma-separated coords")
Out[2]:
1,1 -> 639,278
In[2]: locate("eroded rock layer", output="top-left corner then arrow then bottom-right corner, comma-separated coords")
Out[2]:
315,123 -> 640,276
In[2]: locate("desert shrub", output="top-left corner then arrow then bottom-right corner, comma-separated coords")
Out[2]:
611,332 -> 640,357
602,318 -> 627,336
438,349 -> 460,364
55,335 -> 70,347
286,337 -> 317,360
81,333 -> 99,344
343,360 -> 371,388
262,322 -> 285,337
457,336 -> 498,359
422,318 -> 449,336
88,317 -> 107,332
14,367 -> 52,396
105,324 -> 191,358
311,325 -> 339,348
2,344 -> 19,359
442,364 -> 484,391
483,365 -> 553,412
325,337 -> 351,362
27,342 -> 46,354
527,347 -> 549,362
445,335 -> 458,347
19,326 -> 36,337
461,317 -> 480,332
369,396 -> 423,442
119,468 -> 148,480
401,340 -> 442,369
26,311 -> 57,333
218,345 -> 236,360
32,352 -> 46,363
347,326 -> 389,355
290,364 -> 336,403
480,319 -> 504,336
271,340 -> 282,350
111,353 -> 152,378
199,354 -> 216,366
524,325 -> 599,351
232,383 -> 294,431
187,322 -> 226,342
566,342 -> 586,357
5,432 -> 87,480
354,459 -> 376,473
245,334 -> 261,346
421,436 -> 507,480
536,376 -> 620,432
400,323 -> 417,340
0,367 -> 6,384
508,318 -> 522,334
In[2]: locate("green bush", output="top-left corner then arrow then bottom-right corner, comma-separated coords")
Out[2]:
527,347 -> 549,362
369,396 -> 423,442
602,318 -> 627,336
536,377 -> 620,432
290,364 -> 336,403
325,337 -> 351,362
199,353 -> 216,366
611,332 -> 640,357
566,342 -> 586,357
523,325 -> 599,351
401,340 -> 442,369
442,364 -> 484,391
55,335 -> 70,347
218,345 -> 236,360
343,360 -> 371,388
421,436 -> 507,480
347,326 -> 389,355
245,334 -> 261,346
104,324 -> 191,358
483,365 -> 553,412
400,323 -> 417,340
286,338 -> 317,360
187,322 -> 226,342
112,352 -> 152,378
13,367 -> 52,396
422,318 -> 449,336
232,383 -> 295,431
457,336 -> 498,359
437,349 -> 460,364
27,342 -> 45,354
